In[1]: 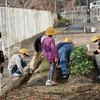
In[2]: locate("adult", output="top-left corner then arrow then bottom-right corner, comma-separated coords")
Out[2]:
56,37 -> 74,79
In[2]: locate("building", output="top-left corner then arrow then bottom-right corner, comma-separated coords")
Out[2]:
90,0 -> 100,9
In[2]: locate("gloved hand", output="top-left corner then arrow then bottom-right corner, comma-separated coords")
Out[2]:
94,50 -> 99,55
24,72 -> 28,75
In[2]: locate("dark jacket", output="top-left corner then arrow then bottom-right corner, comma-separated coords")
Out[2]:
34,36 -> 42,52
94,43 -> 100,55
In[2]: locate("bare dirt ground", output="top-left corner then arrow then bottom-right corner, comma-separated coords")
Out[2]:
2,33 -> 100,100
2,69 -> 100,100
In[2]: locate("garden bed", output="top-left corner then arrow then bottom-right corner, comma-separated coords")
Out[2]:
1,46 -> 99,100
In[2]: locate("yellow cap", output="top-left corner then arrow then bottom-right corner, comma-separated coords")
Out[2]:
65,37 -> 72,43
45,26 -> 58,36
19,48 -> 29,56
92,35 -> 100,42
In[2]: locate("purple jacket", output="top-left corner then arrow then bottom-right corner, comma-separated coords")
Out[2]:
42,37 -> 59,62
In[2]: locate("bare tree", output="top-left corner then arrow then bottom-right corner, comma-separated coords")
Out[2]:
0,0 -> 5,6
5,0 -> 55,11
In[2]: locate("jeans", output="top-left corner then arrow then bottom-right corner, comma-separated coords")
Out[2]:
59,50 -> 69,75
60,60 -> 68,75
11,60 -> 27,76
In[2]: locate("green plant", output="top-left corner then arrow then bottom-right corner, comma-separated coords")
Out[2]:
70,46 -> 93,75
59,18 -> 70,24
38,57 -> 48,74
56,17 -> 70,27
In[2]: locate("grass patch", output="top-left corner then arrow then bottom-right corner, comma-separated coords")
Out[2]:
38,57 -> 48,74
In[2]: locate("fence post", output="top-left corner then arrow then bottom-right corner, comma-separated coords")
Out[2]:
0,77 -> 1,93
84,26 -> 86,34
72,11 -> 74,23
86,44 -> 90,51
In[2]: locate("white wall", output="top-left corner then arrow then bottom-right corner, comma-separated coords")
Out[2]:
0,7 -> 56,48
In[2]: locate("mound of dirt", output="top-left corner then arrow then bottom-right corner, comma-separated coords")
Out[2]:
2,69 -> 100,100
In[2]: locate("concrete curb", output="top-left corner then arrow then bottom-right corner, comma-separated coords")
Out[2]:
0,31 -> 46,97
0,63 -> 30,97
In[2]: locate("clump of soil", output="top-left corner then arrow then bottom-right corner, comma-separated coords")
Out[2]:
2,69 -> 100,100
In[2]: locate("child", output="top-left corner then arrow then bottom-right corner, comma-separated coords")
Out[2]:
56,37 -> 74,79
8,48 -> 29,77
42,26 -> 59,86
92,35 -> 100,81
0,32 -> 6,77
92,35 -> 100,55
29,34 -> 47,74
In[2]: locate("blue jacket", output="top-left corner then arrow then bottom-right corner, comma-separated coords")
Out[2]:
56,42 -> 73,75
57,42 -> 73,61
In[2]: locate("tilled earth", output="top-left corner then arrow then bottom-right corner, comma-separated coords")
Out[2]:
1,70 -> 100,100
2,33 -> 100,100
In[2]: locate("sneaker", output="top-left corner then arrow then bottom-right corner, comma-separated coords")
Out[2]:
62,74 -> 67,79
97,75 -> 100,79
29,69 -> 34,74
0,73 -> 3,78
46,80 -> 53,86
13,73 -> 22,77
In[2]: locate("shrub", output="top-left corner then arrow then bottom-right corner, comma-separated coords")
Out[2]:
56,13 -> 70,27
57,18 -> 70,27
59,18 -> 70,24
70,46 -> 93,75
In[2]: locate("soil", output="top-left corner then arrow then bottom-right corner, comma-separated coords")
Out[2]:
1,68 -> 100,100
2,33 -> 100,100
